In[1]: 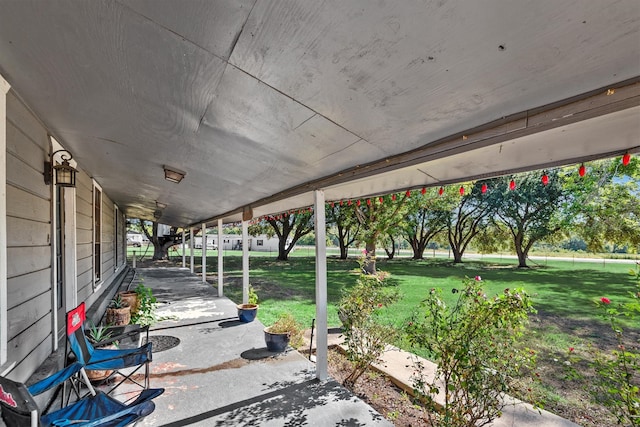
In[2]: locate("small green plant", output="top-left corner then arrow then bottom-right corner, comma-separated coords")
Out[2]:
131,282 -> 159,327
405,276 -> 538,427
248,285 -> 259,305
267,313 -> 303,348
109,294 -> 128,309
588,266 -> 640,426
338,272 -> 400,388
86,321 -> 113,345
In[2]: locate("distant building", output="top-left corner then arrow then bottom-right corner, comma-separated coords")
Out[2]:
191,234 -> 290,252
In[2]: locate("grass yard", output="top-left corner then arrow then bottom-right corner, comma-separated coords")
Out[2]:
215,254 -> 636,330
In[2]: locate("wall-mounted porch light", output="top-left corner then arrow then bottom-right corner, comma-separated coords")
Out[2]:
44,149 -> 77,187
163,165 -> 185,183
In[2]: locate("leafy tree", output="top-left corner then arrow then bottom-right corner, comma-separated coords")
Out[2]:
491,170 -> 568,267
446,182 -> 495,263
402,188 -> 449,260
572,157 -> 640,253
137,220 -> 183,260
353,194 -> 408,274
248,211 -> 314,260
326,202 -> 360,259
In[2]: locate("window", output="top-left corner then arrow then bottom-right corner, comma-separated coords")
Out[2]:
257,240 -> 264,246
93,183 -> 102,286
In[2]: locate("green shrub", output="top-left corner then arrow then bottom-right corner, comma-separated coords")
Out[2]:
339,272 -> 400,388
405,276 -> 538,427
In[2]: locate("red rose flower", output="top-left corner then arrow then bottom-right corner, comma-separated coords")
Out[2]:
600,297 -> 611,304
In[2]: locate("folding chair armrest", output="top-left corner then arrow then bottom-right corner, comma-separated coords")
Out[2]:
27,362 -> 84,396
86,342 -> 152,370
95,324 -> 148,348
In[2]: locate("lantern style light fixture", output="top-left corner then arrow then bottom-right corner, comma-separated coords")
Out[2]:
44,149 -> 77,187
163,165 -> 186,183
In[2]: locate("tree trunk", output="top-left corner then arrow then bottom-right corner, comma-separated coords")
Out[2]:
514,231 -> 528,268
384,235 -> 396,260
362,240 -> 377,275
452,247 -> 463,263
277,238 -> 288,261
338,230 -> 349,259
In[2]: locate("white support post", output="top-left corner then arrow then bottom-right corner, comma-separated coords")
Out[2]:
242,220 -> 249,304
189,227 -> 194,274
181,229 -> 186,268
201,223 -> 207,283
314,190 -> 328,381
217,218 -> 224,297
0,74 -> 10,365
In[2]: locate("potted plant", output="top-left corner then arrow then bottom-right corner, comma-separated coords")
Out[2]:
105,295 -> 131,326
237,286 -> 259,323
85,321 -> 115,382
264,313 -> 303,352
118,288 -> 139,316
131,282 -> 159,327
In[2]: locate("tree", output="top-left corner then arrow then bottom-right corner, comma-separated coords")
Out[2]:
137,220 -> 183,260
491,170 -> 568,267
446,183 -> 495,263
402,188 -> 450,260
572,157 -> 640,253
354,194 -> 408,274
326,203 -> 360,259
248,211 -> 314,260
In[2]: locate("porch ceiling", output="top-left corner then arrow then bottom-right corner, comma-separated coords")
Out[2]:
0,1 -> 638,227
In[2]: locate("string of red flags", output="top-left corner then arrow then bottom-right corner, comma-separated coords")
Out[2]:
247,153 -> 633,224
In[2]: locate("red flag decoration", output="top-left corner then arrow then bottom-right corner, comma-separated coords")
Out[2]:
406,190 -> 411,197
438,187 -> 444,196
392,194 -> 397,201
421,187 -> 426,195
459,186 -> 464,196
622,152 -> 631,166
579,164 -> 586,177
481,183 -> 487,194
541,173 -> 549,186
509,180 -> 516,191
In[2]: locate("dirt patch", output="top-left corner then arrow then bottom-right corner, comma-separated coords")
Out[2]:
326,347 -> 431,426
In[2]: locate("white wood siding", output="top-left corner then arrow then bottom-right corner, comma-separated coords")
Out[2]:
3,90 -> 126,381
5,91 -> 53,381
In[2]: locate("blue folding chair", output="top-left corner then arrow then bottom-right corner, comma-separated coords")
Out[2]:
0,364 -> 163,426
66,303 -> 153,400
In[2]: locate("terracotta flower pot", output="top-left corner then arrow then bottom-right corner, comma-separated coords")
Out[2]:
106,306 -> 130,326
85,368 -> 114,384
118,291 -> 139,315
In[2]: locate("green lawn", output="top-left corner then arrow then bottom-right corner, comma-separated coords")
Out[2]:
206,254 -> 637,332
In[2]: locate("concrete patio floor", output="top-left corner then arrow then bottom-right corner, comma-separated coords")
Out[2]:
120,267 -> 392,426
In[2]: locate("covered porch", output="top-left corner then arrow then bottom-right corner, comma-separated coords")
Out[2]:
0,1 -> 638,421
